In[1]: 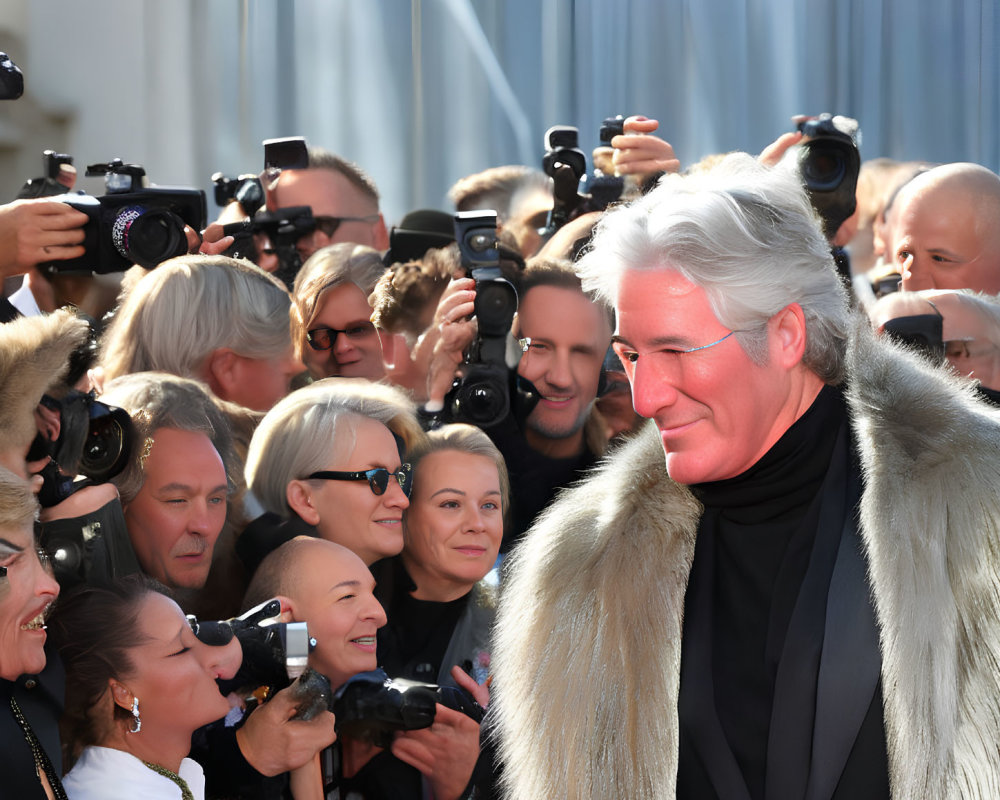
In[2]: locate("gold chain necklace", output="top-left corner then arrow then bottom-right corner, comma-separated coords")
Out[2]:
9,694 -> 69,800
141,760 -> 195,800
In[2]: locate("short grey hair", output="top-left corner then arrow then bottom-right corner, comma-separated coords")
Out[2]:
576,152 -> 850,384
99,255 -> 293,383
99,372 -> 239,505
245,378 -> 425,517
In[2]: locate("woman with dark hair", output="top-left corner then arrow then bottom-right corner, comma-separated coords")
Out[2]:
49,575 -> 240,800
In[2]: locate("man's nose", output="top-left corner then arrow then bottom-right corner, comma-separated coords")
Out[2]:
630,358 -> 680,419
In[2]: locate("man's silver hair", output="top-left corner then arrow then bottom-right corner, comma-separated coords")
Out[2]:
576,152 -> 850,384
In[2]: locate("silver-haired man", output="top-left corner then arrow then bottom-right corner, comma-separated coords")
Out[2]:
491,153 -> 1000,799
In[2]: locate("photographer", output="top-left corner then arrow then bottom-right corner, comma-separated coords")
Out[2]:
424,258 -> 613,551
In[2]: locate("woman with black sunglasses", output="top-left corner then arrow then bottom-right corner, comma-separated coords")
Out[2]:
239,379 -> 426,575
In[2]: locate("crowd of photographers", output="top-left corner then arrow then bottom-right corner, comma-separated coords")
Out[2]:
4,47 -> 1000,800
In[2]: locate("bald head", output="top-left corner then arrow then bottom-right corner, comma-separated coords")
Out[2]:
242,535 -> 386,689
889,163 -> 1000,294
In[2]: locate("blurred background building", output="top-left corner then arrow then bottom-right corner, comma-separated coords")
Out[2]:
1,0 -> 997,226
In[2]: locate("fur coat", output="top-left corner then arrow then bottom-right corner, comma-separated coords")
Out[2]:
491,321 -> 1000,800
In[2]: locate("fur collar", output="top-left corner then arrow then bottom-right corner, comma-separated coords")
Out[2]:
492,318 -> 1000,799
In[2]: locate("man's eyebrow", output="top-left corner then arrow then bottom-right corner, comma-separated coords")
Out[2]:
328,579 -> 362,594
611,334 -> 692,348
157,483 -> 230,495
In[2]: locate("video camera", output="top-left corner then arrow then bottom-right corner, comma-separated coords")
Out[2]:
540,116 -> 627,237
442,212 -> 519,428
295,667 -> 484,748
40,158 -> 206,274
215,137 -> 317,288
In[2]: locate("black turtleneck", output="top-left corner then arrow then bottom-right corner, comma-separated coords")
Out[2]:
680,384 -> 849,800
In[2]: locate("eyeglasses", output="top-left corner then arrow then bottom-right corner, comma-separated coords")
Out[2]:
313,215 -> 380,239
306,322 -> 377,351
307,463 -> 413,497
614,330 -> 738,365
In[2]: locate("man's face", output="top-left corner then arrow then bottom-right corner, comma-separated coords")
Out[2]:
273,169 -> 384,260
892,184 -> 1000,294
291,542 -> 387,690
516,285 -> 612,458
124,427 -> 229,589
303,283 -> 385,381
612,268 -> 799,485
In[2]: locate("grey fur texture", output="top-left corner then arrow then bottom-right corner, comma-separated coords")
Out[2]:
492,318 -> 1000,799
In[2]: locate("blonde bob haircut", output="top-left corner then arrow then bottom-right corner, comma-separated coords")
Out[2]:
99,254 -> 293,383
245,378 -> 425,518
291,243 -> 387,357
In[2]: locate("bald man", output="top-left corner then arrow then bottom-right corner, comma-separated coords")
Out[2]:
888,162 -> 1000,293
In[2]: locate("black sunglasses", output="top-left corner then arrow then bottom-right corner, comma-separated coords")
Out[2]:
307,463 -> 413,497
306,322 -> 376,351
313,214 -> 380,239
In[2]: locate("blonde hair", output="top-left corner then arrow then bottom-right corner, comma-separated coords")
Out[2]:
407,423 -> 510,518
0,467 -> 39,532
99,254 -> 292,383
245,379 -> 425,517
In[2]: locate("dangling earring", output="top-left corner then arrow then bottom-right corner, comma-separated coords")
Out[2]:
129,697 -> 141,734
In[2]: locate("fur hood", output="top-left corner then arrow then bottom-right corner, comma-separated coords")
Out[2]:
0,309 -> 88,455
492,318 -> 1000,799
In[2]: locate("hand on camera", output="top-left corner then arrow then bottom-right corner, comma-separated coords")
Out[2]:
0,198 -> 88,277
607,116 -> 681,178
391,703 -> 481,800
425,277 -> 478,407
236,682 -> 338,776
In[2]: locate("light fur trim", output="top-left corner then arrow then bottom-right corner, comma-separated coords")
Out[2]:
492,423 -> 701,799
848,317 -> 1000,799
0,309 -> 88,454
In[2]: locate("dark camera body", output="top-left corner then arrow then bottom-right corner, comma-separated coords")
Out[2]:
796,114 -> 861,240
44,160 -> 206,274
445,212 -> 518,429
330,668 -> 484,748
29,390 -> 133,509
882,314 -> 945,363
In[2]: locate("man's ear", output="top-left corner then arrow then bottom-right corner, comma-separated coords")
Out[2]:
286,479 -> 320,526
373,214 -> 390,252
204,347 -> 240,400
109,679 -> 134,712
770,303 -> 808,368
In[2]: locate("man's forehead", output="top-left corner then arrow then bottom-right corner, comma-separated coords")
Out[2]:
274,168 -> 372,214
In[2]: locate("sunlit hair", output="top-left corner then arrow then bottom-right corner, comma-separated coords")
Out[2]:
0,466 -> 38,531
99,372 -> 239,505
245,379 -> 425,517
99,254 -> 293,383
576,152 -> 850,384
406,423 -> 510,521
291,243 -> 387,356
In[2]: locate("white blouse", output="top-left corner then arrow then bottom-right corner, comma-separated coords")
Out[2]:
63,746 -> 205,800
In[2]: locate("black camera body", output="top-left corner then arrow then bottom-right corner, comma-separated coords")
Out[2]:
796,114 -> 861,240
199,599 -> 316,698
45,159 -> 206,274
330,668 -> 484,748
444,212 -> 518,429
29,390 -> 133,509
541,121 -> 625,236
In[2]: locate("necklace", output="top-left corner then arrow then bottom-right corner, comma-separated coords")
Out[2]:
142,760 -> 195,800
9,694 -> 69,800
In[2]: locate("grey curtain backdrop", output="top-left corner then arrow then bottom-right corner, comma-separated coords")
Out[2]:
9,0 -> 1000,225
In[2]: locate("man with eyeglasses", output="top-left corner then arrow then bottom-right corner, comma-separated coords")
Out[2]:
268,147 -> 390,261
489,153 -> 1000,799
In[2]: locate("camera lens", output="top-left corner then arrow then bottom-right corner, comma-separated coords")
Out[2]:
111,204 -> 189,269
800,142 -> 847,192
79,403 -> 131,483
